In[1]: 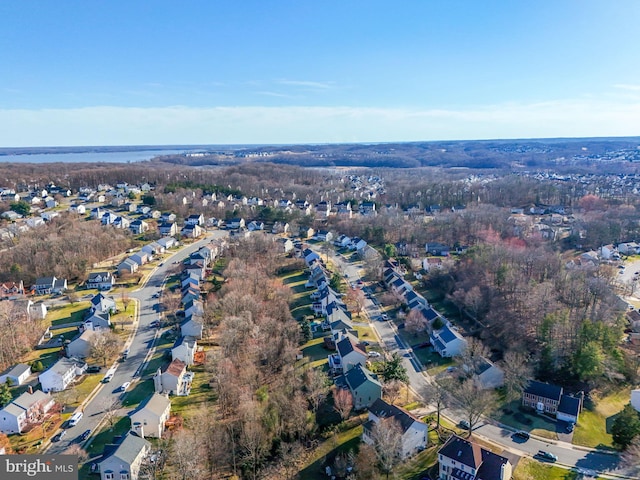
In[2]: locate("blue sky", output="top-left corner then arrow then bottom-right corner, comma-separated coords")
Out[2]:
1,1 -> 640,146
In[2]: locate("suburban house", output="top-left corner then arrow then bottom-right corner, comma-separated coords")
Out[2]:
466,358 -> 505,390
98,432 -> 151,480
153,359 -> 193,396
425,242 -> 450,256
130,393 -> 171,439
181,224 -> 202,238
522,380 -> 582,423
90,293 -> 117,315
180,314 -> 203,339
118,259 -> 139,275
66,329 -> 97,358
303,248 -> 321,266
186,214 -> 204,226
0,363 -> 31,386
156,236 -> 177,250
430,325 -> 467,358
438,435 -> 513,480
335,364 -> 382,410
184,299 -> 204,318
315,230 -> 334,242
0,281 -> 25,299
129,220 -> 149,235
159,221 -> 178,236
226,217 -> 245,230
39,357 -> 87,393
171,336 -> 197,366
34,276 -> 67,295
86,272 -> 115,291
0,389 -> 55,434
130,251 -> 150,266
84,312 -> 111,331
362,398 -> 428,459
632,389 -> 640,413
329,337 -> 367,375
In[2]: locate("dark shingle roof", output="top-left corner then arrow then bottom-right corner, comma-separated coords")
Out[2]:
438,325 -> 459,343
523,380 -> 563,401
368,398 -> 422,434
557,394 -> 581,417
344,364 -> 380,390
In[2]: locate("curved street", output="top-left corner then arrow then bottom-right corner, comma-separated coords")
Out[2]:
45,232 -> 227,455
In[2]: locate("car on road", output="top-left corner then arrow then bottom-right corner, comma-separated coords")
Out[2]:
381,313 -> 389,320
78,429 -> 91,442
122,349 -> 130,360
159,262 -> 164,266
102,373 -> 114,383
368,351 -> 381,358
149,320 -> 160,328
513,430 -> 530,440
120,381 -> 131,392
86,365 -> 102,373
458,420 -> 471,430
52,430 -> 67,442
537,450 -> 558,462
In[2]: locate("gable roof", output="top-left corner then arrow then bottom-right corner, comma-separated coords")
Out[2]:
344,364 -> 380,390
101,432 -> 151,467
336,337 -> 366,358
0,363 -> 30,379
439,434 -> 483,469
368,398 -> 422,434
162,359 -> 186,377
557,395 -> 581,417
524,380 -> 563,401
137,393 -> 171,417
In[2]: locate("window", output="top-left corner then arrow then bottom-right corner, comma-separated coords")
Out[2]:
120,473 -> 129,480
104,473 -> 114,480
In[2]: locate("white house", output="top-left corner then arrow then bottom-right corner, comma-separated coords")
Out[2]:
362,398 -> 428,459
438,435 -> 512,480
0,389 -> 55,434
153,359 -> 193,396
334,337 -> 367,373
180,315 -> 203,339
98,432 -> 151,480
86,272 -> 115,291
430,324 -> 467,358
0,364 -> 31,387
39,358 -> 87,393
171,336 -> 197,366
130,393 -> 171,439
632,389 -> 640,413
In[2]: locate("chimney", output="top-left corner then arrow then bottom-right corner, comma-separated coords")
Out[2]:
28,385 -> 33,394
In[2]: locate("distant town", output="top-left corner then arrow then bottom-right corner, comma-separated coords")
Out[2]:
0,138 -> 639,479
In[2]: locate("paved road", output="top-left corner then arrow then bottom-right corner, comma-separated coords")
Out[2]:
325,248 -> 636,479
46,232 -> 227,455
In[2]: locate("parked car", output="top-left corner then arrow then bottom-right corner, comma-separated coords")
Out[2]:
78,429 -> 91,442
565,422 -> 575,433
368,351 -> 381,358
381,313 -> 389,320
102,373 -> 113,383
149,320 -> 160,328
86,365 -> 102,373
120,381 -> 131,392
458,420 -> 471,430
537,450 -> 558,462
52,430 -> 67,442
513,430 -> 530,440
122,349 -> 130,359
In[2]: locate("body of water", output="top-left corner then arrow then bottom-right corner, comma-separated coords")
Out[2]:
0,149 -> 197,163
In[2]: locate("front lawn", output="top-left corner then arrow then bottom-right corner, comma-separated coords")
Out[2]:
47,302 -> 90,327
572,387 -> 630,449
513,458 -> 582,480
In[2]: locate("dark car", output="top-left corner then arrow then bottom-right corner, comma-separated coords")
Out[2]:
514,430 -> 530,440
537,450 -> 558,462
149,320 -> 160,328
86,365 -> 101,373
458,420 -> 471,430
78,429 -> 91,442
52,430 -> 67,442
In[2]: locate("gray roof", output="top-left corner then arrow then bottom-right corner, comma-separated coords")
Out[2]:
0,363 -> 30,379
12,390 -> 50,410
368,398 -> 422,434
524,380 -> 563,401
344,364 -> 380,390
137,393 -> 171,417
101,432 -> 151,467
438,325 -> 460,344
558,395 -> 581,417
2,403 -> 25,418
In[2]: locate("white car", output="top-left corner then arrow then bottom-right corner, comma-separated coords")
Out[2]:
120,381 -> 131,392
368,351 -> 381,358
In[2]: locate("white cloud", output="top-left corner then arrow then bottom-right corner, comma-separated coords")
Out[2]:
614,84 -> 640,91
277,79 -> 335,90
0,98 -> 639,147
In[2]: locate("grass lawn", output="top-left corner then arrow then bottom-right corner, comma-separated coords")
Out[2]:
300,337 -> 330,368
496,401 -> 558,439
354,325 -> 376,342
169,365 -> 217,419
396,445 -> 439,479
420,348 -> 454,375
298,424 -> 363,480
122,379 -> 155,407
513,458 -> 582,480
79,416 -> 131,477
572,387 -> 630,449
48,302 -> 90,327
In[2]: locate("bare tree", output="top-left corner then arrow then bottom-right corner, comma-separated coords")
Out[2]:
500,350 -> 532,403
453,378 -> 496,437
429,377 -> 453,431
240,403 -> 270,480
333,387 -> 353,421
457,337 -> 491,378
353,444 -> 380,480
369,418 -> 403,479
404,309 -> 428,336
303,367 -> 330,412
382,379 -> 402,405
621,436 -> 640,477
89,330 -> 123,366
100,398 -> 121,429
63,444 -> 88,463
168,429 -> 205,480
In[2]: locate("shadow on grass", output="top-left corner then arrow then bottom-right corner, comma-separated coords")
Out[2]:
122,379 -> 154,408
